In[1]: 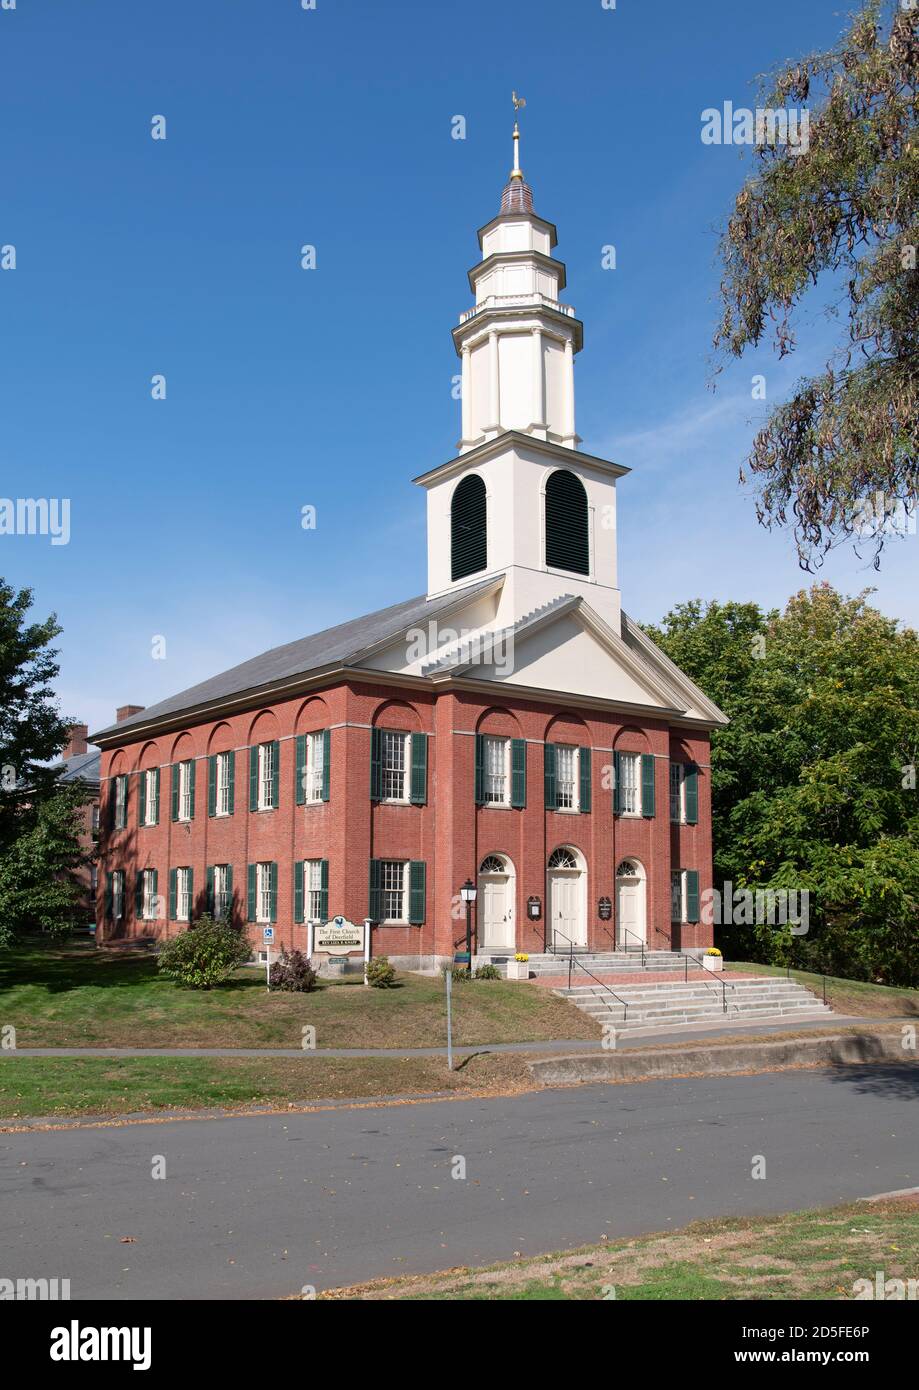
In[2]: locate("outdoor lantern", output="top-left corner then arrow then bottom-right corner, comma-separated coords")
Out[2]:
460,878 -> 477,903
460,878 -> 477,972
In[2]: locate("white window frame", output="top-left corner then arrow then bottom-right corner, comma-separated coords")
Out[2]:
213,864 -> 230,920
381,731 -> 410,802
257,742 -> 275,811
305,732 -> 324,803
555,744 -> 579,812
176,866 -> 191,922
619,752 -> 641,817
143,770 -> 157,826
114,775 -> 127,827
306,858 -> 324,920
90,864 -> 98,892
670,762 -> 685,823
178,760 -> 193,822
91,804 -> 100,834
256,861 -> 272,924
381,859 -> 408,923
142,868 -> 156,920
112,869 -> 124,921
671,870 -> 686,923
216,752 -> 231,817
483,734 -> 511,807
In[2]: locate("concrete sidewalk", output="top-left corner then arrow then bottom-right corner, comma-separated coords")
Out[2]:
3,1012 -> 878,1059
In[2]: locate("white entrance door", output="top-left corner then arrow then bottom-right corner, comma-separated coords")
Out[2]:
549,870 -> 586,949
616,866 -> 646,948
479,859 -> 514,951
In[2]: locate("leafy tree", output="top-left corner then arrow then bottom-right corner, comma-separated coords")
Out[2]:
0,580 -> 90,945
646,585 -> 919,984
714,0 -> 918,569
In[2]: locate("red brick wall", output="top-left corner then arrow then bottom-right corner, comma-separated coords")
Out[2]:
96,679 -> 714,957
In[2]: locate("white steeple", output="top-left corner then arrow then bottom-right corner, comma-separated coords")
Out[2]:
453,117 -> 582,453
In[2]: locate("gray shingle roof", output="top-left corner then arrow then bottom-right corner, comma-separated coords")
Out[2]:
89,578 -> 499,743
53,748 -> 101,786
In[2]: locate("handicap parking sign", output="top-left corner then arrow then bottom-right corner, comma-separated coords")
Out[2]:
263,926 -> 275,941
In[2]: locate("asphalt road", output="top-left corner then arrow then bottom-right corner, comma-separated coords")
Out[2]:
2,1064 -> 916,1300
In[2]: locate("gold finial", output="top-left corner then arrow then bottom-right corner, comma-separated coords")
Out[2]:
510,92 -> 526,179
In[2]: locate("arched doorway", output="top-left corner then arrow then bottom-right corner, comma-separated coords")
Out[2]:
547,846 -> 587,950
478,855 -> 515,952
616,859 -> 647,950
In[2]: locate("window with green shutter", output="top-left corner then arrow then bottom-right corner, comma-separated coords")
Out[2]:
410,732 -> 428,805
295,734 -> 307,806
474,733 -> 485,806
641,754 -> 656,818
293,861 -> 305,924
544,742 -> 557,810
511,738 -> 526,808
450,474 -> 487,581
579,747 -> 591,813
321,729 -> 330,802
208,755 -> 217,817
370,727 -> 383,801
408,860 -> 426,925
169,867 -> 177,921
545,469 -> 589,576
249,746 -> 259,812
368,859 -> 383,922
685,870 -> 700,923
247,863 -> 257,922
684,764 -> 699,825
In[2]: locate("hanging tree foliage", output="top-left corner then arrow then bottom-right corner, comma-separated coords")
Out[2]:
714,0 -> 918,569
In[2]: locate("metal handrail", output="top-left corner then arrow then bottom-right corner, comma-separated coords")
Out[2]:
616,926 -> 646,967
785,963 -> 829,1005
693,959 -> 738,1013
552,928 -> 630,1023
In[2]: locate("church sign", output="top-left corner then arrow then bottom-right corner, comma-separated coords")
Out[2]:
315,916 -> 364,954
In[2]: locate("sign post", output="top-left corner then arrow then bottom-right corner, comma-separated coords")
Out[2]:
263,926 -> 275,991
445,966 -> 454,1072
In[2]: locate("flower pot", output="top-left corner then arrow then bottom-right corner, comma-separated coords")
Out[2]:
702,954 -> 723,972
506,960 -> 530,981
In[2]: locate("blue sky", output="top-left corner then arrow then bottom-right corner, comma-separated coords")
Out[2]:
1,0 -> 915,737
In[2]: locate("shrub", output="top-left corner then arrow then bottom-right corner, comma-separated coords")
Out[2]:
365,955 -> 396,988
157,916 -> 251,989
474,964 -> 501,980
269,948 -> 318,992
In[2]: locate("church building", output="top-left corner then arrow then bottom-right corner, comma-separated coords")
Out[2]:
91,125 -> 726,969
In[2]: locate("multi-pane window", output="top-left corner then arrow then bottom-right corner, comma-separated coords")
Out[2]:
306,859 -> 324,920
142,868 -> 157,920
213,864 -> 231,920
670,762 -> 684,822
618,752 -> 640,816
177,761 -> 193,821
671,871 -> 685,923
176,866 -> 192,921
483,735 -> 510,805
112,870 -> 124,920
114,775 -> 127,828
555,745 -> 579,811
216,752 -> 231,816
143,770 -> 158,825
381,731 -> 410,801
305,732 -> 325,803
256,862 -> 272,923
91,804 -> 101,835
257,742 -> 275,810
381,860 -> 408,922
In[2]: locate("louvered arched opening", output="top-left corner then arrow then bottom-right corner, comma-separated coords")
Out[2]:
545,469 -> 589,576
451,474 -> 487,582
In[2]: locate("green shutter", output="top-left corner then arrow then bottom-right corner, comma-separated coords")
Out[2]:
511,738 -> 526,808
152,768 -> 160,824
410,733 -> 428,805
545,469 -> 589,576
249,746 -> 258,811
171,764 -> 180,822
105,871 -> 113,920
474,734 -> 485,806
151,869 -> 158,916
451,474 -> 487,581
225,864 -> 233,918
579,747 -> 591,813
269,861 -> 277,922
295,735 -> 307,806
319,859 -> 329,920
408,861 -> 426,925
321,729 -> 330,802
247,864 -> 256,922
188,761 -> 196,820
169,867 -> 177,920
613,751 -> 622,816
293,861 -> 304,924
119,776 -> 127,829
684,765 -> 699,825
187,867 -> 193,917
135,870 -> 143,918
226,751 -> 235,815
368,859 -> 382,922
544,742 -> 557,810
208,756 -> 217,817
206,865 -> 215,914
270,741 -> 280,809
138,772 -> 145,826
685,870 -> 700,924
370,728 -> 382,801
641,754 -> 656,818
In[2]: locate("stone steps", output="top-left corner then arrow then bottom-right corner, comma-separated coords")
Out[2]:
552,976 -> 833,1034
485,950 -> 699,978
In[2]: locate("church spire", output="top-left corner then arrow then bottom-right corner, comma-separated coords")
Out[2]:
500,94 -> 533,215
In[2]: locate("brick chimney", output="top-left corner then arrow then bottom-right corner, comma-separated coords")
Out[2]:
63,723 -> 88,759
116,705 -> 145,724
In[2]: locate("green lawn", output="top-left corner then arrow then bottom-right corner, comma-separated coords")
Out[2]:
0,1051 -> 534,1119
0,938 -> 599,1049
322,1196 -> 919,1300
726,960 -> 919,1018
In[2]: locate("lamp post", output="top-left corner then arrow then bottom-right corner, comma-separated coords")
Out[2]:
460,878 -> 477,976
